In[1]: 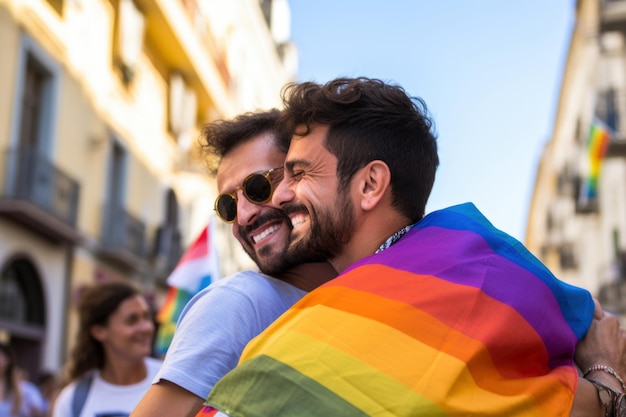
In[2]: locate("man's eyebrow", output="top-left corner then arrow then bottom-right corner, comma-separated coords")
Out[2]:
285,159 -> 310,171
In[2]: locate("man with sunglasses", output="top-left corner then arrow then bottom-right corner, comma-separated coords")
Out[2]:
203,78 -> 626,417
131,110 -> 336,417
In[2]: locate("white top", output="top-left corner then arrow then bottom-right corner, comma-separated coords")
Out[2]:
153,270 -> 306,399
0,380 -> 46,417
52,357 -> 162,417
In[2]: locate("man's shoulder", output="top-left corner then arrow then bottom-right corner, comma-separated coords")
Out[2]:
191,270 -> 298,302
225,269 -> 268,280
210,269 -> 273,290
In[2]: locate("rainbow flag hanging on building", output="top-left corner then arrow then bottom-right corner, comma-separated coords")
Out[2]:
202,203 -> 594,417
154,218 -> 221,356
580,117 -> 612,205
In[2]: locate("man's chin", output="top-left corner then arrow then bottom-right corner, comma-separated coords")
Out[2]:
288,228 -> 309,247
285,238 -> 329,265
256,256 -> 293,276
251,247 -> 293,276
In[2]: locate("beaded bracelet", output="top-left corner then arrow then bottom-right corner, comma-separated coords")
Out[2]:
584,365 -> 626,393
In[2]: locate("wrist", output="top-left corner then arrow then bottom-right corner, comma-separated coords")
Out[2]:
584,365 -> 626,393
586,379 -> 626,417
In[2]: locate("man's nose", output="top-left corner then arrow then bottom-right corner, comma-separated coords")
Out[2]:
236,190 -> 261,225
272,176 -> 294,208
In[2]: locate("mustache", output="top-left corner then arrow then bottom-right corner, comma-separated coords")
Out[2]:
238,209 -> 292,237
281,203 -> 309,218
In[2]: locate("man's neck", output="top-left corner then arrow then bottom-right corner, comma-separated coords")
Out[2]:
330,208 -> 413,273
276,262 -> 338,292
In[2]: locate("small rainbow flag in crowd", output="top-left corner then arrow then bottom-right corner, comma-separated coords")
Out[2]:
154,218 -> 221,356
580,117 -> 613,205
204,203 -> 594,417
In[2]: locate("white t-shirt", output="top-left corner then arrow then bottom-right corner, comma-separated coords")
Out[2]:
52,357 -> 161,417
153,270 -> 306,399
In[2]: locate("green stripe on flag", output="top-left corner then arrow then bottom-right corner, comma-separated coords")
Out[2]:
206,355 -> 369,417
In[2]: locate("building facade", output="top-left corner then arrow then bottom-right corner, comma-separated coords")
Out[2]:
0,0 -> 296,380
527,0 -> 626,314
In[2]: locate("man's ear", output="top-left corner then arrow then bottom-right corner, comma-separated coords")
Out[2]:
358,160 -> 391,211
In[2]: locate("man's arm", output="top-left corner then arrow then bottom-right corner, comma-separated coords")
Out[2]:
575,304 -> 626,387
132,380 -> 204,417
132,272 -> 308,417
572,378 -> 603,417
130,279 -> 250,417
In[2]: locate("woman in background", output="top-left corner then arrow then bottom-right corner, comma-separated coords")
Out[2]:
0,343 -> 45,417
52,281 -> 161,417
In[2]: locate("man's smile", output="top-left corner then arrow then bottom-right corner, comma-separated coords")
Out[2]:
289,212 -> 308,228
251,222 -> 282,244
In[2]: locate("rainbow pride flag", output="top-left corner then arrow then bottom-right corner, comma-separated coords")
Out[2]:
580,118 -> 612,205
154,219 -> 221,356
203,203 -> 594,417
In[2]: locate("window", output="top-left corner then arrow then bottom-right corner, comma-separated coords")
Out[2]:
11,35 -> 59,156
115,0 -> 145,85
107,140 -> 128,212
19,56 -> 50,150
596,88 -> 619,133
0,258 -> 44,326
0,257 -> 45,389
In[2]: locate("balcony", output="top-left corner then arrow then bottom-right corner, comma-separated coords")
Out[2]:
597,251 -> 626,314
595,88 -> 626,157
0,148 -> 81,243
598,280 -> 626,314
99,205 -> 148,271
133,0 -> 234,117
606,135 -> 626,157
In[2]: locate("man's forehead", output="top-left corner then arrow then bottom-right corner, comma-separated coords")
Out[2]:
216,137 -> 285,191
286,125 -> 328,160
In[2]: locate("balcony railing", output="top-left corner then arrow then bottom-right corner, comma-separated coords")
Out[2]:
101,205 -> 146,264
0,148 -> 80,242
3,148 -> 79,226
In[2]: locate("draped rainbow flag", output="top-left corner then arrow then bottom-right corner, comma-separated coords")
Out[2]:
202,203 -> 594,417
579,117 -> 612,205
154,218 -> 221,356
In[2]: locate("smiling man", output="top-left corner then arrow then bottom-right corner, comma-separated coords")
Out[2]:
131,110 -> 336,417
203,78 -> 626,417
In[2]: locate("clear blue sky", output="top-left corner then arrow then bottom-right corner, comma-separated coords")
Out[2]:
289,0 -> 574,241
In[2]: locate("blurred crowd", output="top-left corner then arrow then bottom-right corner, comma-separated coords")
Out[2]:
1,280 -> 160,417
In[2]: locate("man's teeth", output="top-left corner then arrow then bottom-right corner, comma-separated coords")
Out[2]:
290,214 -> 306,227
252,224 -> 280,244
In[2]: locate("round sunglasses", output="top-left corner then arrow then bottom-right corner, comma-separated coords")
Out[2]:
214,167 -> 284,223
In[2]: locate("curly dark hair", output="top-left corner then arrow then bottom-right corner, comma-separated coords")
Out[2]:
277,77 -> 439,222
65,281 -> 142,382
199,109 -> 291,175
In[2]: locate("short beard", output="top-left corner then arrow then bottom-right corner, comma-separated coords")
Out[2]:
249,244 -> 292,276
283,191 -> 354,266
238,211 -> 294,276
